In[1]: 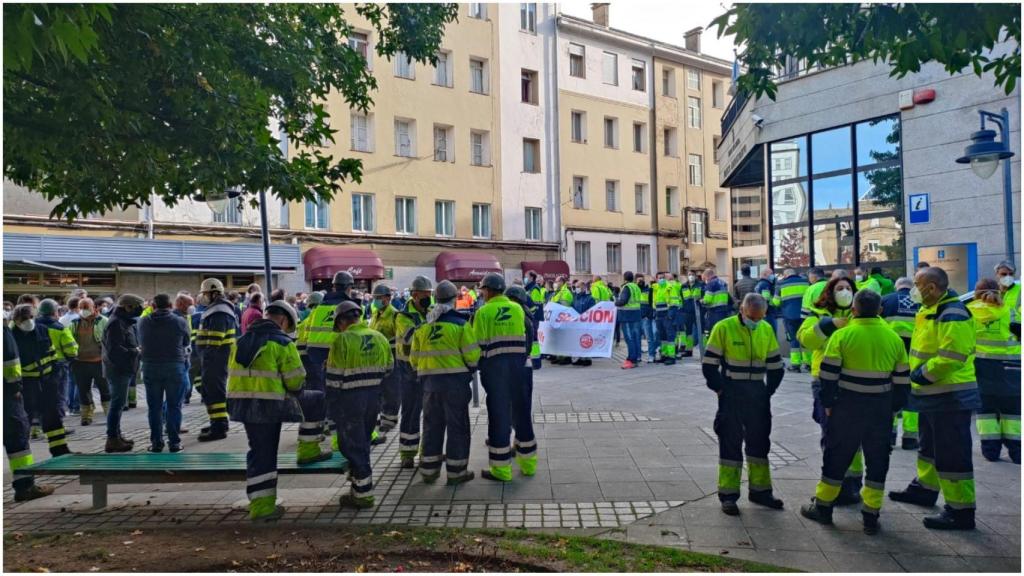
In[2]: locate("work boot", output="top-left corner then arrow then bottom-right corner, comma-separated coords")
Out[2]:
371,429 -> 386,446
339,493 -> 375,509
923,506 -> 975,531
148,444 -> 164,453
197,426 -> 228,442
252,505 -> 287,522
663,357 -> 676,366
447,471 -> 475,486
720,500 -> 740,516
681,351 -> 693,358
296,447 -> 333,466
981,440 -> 1002,462
888,482 -> 938,507
481,469 -> 510,482
421,472 -> 440,484
105,436 -> 133,453
169,444 -> 184,453
901,437 -> 919,451
862,512 -> 880,535
799,498 -> 833,525
400,456 -> 416,469
1007,443 -> 1021,465
749,491 -> 784,509
80,404 -> 94,426
14,484 -> 55,502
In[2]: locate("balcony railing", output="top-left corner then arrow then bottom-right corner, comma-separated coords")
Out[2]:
720,90 -> 749,139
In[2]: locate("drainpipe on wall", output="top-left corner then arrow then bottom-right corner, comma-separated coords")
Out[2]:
551,8 -> 564,259
648,43 -> 658,272
147,189 -> 155,239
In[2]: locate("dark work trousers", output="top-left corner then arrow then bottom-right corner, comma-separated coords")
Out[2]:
813,379 -> 864,494
328,386 -> 380,496
818,393 -> 892,515
299,348 -> 328,446
714,382 -> 773,503
913,410 -> 976,510
480,355 -> 525,476
378,367 -> 402,432
53,362 -> 69,417
243,422 -> 281,506
397,361 -> 424,459
72,361 -> 109,406
511,365 -> 538,465
979,394 -> 1021,461
23,374 -> 70,456
784,318 -> 803,365
655,309 -> 675,363
199,345 -> 230,431
420,378 -> 473,479
4,389 -> 35,492
681,312 -> 697,352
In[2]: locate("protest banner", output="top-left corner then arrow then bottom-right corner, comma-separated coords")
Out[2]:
538,301 -> 617,358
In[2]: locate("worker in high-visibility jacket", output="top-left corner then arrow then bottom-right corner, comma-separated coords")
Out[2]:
798,276 -> 864,505
292,291 -> 330,460
326,300 -> 393,508
196,277 -> 238,442
968,278 -> 1020,464
523,270 -> 547,325
679,272 -> 703,357
394,275 -> 434,467
667,274 -> 685,359
506,285 -> 540,475
995,260 -> 1021,324
889,267 -> 981,531
755,268 -> 780,333
702,293 -> 785,516
11,304 -> 72,457
854,266 -> 882,294
776,269 -> 809,372
227,300 -> 306,521
590,275 -> 613,303
409,280 -> 480,485
549,276 -> 575,366
870,266 -> 895,296
701,267 -> 733,340
4,325 -> 55,502
370,284 -> 401,441
652,274 -> 676,365
801,267 -> 828,316
800,290 -> 910,535
881,277 -> 920,450
36,299 -> 78,420
473,273 -> 528,481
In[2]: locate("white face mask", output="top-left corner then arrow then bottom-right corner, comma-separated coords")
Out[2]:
79,309 -> 93,319
834,289 -> 853,308
742,317 -> 759,330
687,275 -> 696,283
18,320 -> 35,332
909,286 -> 924,304
999,275 -> 1015,288
854,274 -> 864,283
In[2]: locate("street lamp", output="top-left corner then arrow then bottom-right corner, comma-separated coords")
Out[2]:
956,108 -> 1016,265
198,187 -> 274,294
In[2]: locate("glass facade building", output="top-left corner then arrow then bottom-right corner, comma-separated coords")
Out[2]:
768,114 -> 904,277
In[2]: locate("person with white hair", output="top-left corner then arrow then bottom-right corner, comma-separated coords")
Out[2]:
994,260 -> 1020,323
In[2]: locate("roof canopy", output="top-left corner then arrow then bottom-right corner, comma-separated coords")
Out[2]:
303,246 -> 385,281
435,251 -> 502,282
520,260 -> 570,281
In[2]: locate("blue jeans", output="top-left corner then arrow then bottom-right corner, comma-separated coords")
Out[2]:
106,371 -> 132,439
145,362 -> 186,448
641,317 -> 658,361
620,320 -> 642,363
66,366 -> 80,413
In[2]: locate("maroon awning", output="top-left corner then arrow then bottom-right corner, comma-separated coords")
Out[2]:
303,247 -> 385,281
520,260 -> 570,281
435,251 -> 502,282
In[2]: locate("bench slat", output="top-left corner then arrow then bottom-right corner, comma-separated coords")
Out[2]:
21,453 -> 348,476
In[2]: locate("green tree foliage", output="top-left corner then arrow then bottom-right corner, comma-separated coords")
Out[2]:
3,3 -> 459,220
711,3 -> 1021,100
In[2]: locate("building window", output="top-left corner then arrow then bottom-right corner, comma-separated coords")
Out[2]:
687,68 -> 700,90
634,183 -> 648,215
433,124 -> 453,162
525,207 -> 542,240
350,113 -> 372,152
637,244 -> 651,275
523,138 -> 540,173
713,135 -> 721,163
521,69 -> 538,104
632,122 -> 647,153
668,246 -> 680,274
394,119 -> 415,157
603,116 -> 618,148
664,127 -> 678,157
435,200 -> 454,237
666,186 -> 679,216
569,43 -> 585,78
575,241 -> 591,273
606,243 -> 622,274
712,80 -> 724,108
520,2 -> 536,32
395,197 -> 416,235
605,180 -> 619,212
631,59 -> 646,91
213,196 -> 242,224
688,154 -> 703,186
687,96 -> 702,129
304,197 -> 327,229
469,58 -> 487,94
348,31 -> 370,67
690,212 -> 705,244
662,67 -> 676,97
602,51 -> 618,85
351,193 -> 375,232
571,111 -> 586,143
470,130 -> 489,166
472,203 -> 491,239
394,51 -> 414,79
572,176 -> 588,209
433,50 -> 453,87
468,3 -> 486,19
715,192 -> 727,221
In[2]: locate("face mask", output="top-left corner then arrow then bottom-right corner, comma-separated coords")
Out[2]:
418,297 -> 432,310
909,286 -> 924,304
688,275 -> 696,283
637,280 -> 646,288
79,309 -> 93,319
768,274 -> 776,282
834,289 -> 853,308
188,306 -> 196,315
854,275 -> 864,283
658,279 -> 667,286
999,275 -> 1015,288
742,317 -> 759,330
18,320 -> 35,332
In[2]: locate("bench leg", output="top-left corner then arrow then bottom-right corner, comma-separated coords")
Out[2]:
91,481 -> 108,511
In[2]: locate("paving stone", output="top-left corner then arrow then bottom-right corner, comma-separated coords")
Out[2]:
823,551 -> 904,572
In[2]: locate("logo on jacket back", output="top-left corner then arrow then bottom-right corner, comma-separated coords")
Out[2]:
428,324 -> 444,342
360,335 -> 374,353
495,306 -> 512,323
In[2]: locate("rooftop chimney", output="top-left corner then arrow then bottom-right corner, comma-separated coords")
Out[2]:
591,3 -> 610,27
684,26 -> 702,53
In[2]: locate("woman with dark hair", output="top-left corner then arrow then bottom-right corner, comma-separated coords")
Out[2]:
968,278 -> 1021,464
798,275 -> 863,504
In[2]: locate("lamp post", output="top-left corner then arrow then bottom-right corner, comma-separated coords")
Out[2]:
203,187 -> 274,294
956,108 -> 1016,266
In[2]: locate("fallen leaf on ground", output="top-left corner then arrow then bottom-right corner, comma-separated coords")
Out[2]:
32,568 -> 50,573
194,547 -> 205,552
130,530 -> 143,536
73,532 -> 84,537
355,564 -> 366,573
231,561 -> 241,567
89,568 -> 100,572
266,554 -> 280,560
122,541 -> 133,546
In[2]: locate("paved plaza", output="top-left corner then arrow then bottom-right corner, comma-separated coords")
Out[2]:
4,347 -> 1020,572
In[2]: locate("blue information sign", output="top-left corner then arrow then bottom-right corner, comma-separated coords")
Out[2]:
908,193 -> 930,224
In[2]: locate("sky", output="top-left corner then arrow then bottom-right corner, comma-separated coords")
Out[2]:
558,1 -> 737,62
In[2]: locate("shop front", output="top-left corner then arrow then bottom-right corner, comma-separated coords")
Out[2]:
435,251 -> 502,287
520,260 -> 570,282
302,246 -> 385,293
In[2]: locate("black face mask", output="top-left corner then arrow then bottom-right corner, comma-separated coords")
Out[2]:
418,297 -> 431,310
637,281 -> 647,288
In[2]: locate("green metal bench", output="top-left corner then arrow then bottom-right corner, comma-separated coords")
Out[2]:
21,452 -> 348,511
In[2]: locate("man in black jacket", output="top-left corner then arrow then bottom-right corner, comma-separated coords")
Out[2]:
139,293 -> 191,452
102,294 -> 144,452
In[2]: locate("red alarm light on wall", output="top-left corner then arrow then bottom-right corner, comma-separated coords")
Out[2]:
913,88 -> 936,105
